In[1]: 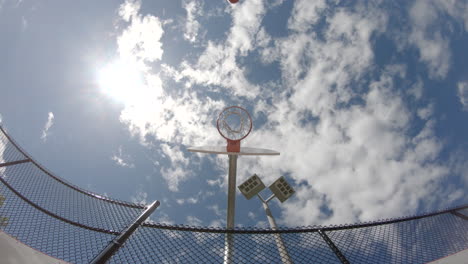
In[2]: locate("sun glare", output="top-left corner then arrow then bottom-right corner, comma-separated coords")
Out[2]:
97,60 -> 145,104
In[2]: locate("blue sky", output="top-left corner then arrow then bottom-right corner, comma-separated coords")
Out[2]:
0,0 -> 467,228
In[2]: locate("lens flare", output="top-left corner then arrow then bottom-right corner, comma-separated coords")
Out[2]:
97,60 -> 144,105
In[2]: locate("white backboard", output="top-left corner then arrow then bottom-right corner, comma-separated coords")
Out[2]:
187,146 -> 280,156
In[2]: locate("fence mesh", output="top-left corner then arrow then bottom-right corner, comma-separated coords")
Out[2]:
328,213 -> 468,263
0,183 -> 115,263
0,126 -> 467,264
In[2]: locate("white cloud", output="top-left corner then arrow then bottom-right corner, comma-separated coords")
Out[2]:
130,187 -> 148,205
175,191 -> 210,205
407,78 -> 423,100
153,212 -> 174,225
183,0 -> 203,43
117,0 -> 164,63
417,103 -> 434,120
457,81 -> 468,111
267,75 -> 450,225
214,3 -> 462,226
207,204 -> 224,217
229,0 -> 265,55
187,197 -> 198,204
450,150 -> 468,187
118,0 -> 141,22
186,215 -> 203,226
172,0 -> 267,98
207,178 -> 222,186
166,0 -> 461,226
21,16 -> 27,31
160,166 -> 190,192
111,146 -> 135,168
208,219 -> 224,227
119,87 -> 225,190
111,0 -> 467,227
114,0 -> 230,190
288,0 -> 326,32
406,0 -> 468,79
41,112 -> 54,142
431,0 -> 468,32
408,0 -> 451,79
247,211 -> 256,220
158,144 -> 190,192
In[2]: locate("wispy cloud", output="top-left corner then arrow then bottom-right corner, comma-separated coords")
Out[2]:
118,0 -> 164,63
175,190 -> 212,205
207,204 -> 225,227
111,146 -> 135,168
160,167 -> 189,192
406,0 -> 468,79
287,0 -> 326,32
171,0 -> 266,98
152,212 -> 174,225
131,187 -> 148,205
21,16 -> 27,31
186,215 -> 203,226
41,112 -> 54,142
457,82 -> 468,111
183,0 -> 203,43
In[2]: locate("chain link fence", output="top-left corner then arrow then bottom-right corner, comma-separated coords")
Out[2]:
0,126 -> 467,263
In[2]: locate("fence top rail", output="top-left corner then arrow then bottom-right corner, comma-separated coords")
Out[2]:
142,204 -> 468,233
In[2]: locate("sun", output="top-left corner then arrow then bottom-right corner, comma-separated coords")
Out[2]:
97,60 -> 145,105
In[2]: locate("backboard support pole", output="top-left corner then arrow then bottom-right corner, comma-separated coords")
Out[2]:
227,154 -> 238,229
224,154 -> 238,264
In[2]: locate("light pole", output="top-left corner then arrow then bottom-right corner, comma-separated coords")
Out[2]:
238,174 -> 295,264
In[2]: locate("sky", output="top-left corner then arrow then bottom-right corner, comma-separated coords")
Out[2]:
0,0 -> 467,228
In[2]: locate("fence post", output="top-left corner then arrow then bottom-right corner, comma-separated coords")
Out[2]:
90,200 -> 160,264
318,229 -> 349,264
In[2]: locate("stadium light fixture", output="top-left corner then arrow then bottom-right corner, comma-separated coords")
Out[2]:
238,174 -> 295,264
238,174 -> 265,200
268,176 -> 295,203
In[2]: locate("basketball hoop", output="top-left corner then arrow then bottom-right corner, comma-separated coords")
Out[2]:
217,106 -> 252,152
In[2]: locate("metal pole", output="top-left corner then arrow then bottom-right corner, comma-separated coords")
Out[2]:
258,194 -> 293,264
227,154 -> 237,229
318,230 -> 349,264
0,159 -> 31,168
224,154 -> 238,264
90,200 -> 160,264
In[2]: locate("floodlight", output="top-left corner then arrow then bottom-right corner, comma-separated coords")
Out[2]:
244,174 -> 294,264
238,174 -> 266,200
268,176 -> 295,203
